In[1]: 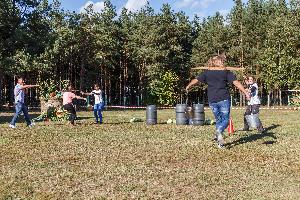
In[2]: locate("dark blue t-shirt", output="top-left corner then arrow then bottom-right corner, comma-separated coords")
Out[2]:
197,70 -> 237,103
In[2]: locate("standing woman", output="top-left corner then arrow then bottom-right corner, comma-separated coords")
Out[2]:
186,54 -> 250,148
63,85 -> 86,125
241,75 -> 264,133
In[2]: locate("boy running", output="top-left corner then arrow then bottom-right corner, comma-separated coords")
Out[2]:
9,77 -> 39,128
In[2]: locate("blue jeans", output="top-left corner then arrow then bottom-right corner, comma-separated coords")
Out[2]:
209,99 -> 231,134
94,103 -> 104,123
10,102 -> 32,126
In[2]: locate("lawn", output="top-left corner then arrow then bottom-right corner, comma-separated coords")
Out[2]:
0,109 -> 299,199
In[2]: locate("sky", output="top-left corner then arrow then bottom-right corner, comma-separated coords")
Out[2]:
51,0 -> 248,19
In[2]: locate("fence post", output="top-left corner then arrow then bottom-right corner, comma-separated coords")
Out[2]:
123,96 -> 127,106
137,96 -> 140,106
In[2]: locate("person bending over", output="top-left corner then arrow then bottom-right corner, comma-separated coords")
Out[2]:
63,85 -> 86,125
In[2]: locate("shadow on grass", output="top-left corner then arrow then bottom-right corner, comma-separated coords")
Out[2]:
76,116 -> 95,120
104,122 -> 133,125
0,114 -> 40,124
226,124 -> 280,149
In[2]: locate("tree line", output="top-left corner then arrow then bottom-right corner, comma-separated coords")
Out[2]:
0,0 -> 299,107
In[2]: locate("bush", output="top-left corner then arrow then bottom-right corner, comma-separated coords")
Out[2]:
149,71 -> 179,106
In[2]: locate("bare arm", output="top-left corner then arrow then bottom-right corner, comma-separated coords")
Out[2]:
233,80 -> 250,100
80,91 -> 92,96
185,79 -> 200,91
75,95 -> 86,100
20,84 -> 39,90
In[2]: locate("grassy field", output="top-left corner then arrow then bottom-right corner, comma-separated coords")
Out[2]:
0,109 -> 299,199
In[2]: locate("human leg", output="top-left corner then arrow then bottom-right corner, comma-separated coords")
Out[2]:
64,104 -> 76,125
242,105 -> 251,131
93,104 -> 99,123
10,103 -> 23,126
21,104 -> 32,126
251,104 -> 264,132
209,102 -> 222,133
98,102 -> 104,123
218,100 -> 231,133
210,100 -> 231,148
210,102 -> 224,148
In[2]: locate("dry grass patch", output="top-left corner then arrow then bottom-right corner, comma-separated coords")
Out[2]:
0,109 -> 299,199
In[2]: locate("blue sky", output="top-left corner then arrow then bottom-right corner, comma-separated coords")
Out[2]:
52,0 -> 246,19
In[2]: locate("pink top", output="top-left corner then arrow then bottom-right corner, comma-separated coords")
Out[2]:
63,92 -> 76,105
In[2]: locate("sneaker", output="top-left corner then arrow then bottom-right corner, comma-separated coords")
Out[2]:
212,133 -> 217,141
28,122 -> 35,128
217,133 -> 225,149
94,121 -> 98,124
9,124 -> 16,129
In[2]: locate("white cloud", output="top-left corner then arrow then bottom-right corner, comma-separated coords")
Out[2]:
124,0 -> 148,12
80,1 -> 104,13
199,0 -> 217,8
175,0 -> 217,9
218,9 -> 229,17
175,0 -> 199,8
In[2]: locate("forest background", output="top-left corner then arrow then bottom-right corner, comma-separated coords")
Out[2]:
0,0 -> 299,107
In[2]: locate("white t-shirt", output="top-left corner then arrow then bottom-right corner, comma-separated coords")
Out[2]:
248,83 -> 261,105
92,90 -> 103,104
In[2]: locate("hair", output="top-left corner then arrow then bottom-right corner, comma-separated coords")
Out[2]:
206,53 -> 226,69
247,75 -> 256,81
16,76 -> 23,80
67,84 -> 74,91
94,83 -> 100,88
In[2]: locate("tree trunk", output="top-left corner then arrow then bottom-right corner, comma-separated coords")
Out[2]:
9,76 -> 15,105
108,73 -> 111,105
267,90 -> 271,107
104,69 -> 108,105
0,72 -> 3,107
240,24 -> 244,68
79,61 -> 85,91
279,90 -> 282,106
119,59 -> 122,105
100,65 -> 103,92
239,91 -> 243,107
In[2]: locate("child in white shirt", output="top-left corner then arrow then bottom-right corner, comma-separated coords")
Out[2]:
242,76 -> 265,133
82,84 -> 104,124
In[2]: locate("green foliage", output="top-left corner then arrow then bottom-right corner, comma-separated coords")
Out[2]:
33,108 -> 69,122
192,12 -> 228,66
38,79 -> 69,101
1,0 -> 300,106
149,70 -> 179,106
